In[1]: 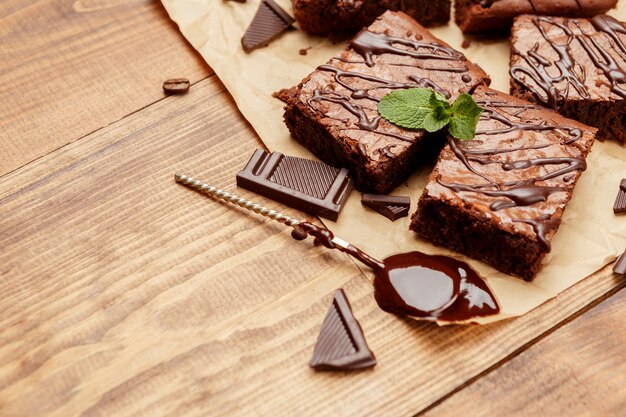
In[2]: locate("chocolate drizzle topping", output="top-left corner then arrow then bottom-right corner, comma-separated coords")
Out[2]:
349,29 -> 465,68
292,223 -> 499,322
434,97 -> 588,250
511,15 -> 626,109
304,26 -> 480,148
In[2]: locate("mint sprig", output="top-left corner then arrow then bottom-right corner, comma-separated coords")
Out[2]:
378,88 -> 483,140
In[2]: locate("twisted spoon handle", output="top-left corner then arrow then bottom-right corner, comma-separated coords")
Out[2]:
174,173 -> 301,229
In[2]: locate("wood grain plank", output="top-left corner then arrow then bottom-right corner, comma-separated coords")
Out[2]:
0,74 -> 624,416
0,75 -> 366,416
0,0 -> 211,177
422,286 -> 626,417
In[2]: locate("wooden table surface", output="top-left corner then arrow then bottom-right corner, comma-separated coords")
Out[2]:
1,1 -> 625,416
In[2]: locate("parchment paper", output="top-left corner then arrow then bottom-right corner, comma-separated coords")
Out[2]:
162,0 -> 626,324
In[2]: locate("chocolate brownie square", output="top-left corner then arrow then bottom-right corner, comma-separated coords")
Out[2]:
283,11 -> 490,194
410,86 -> 596,280
455,0 -> 617,33
292,0 -> 451,36
511,14 -> 626,144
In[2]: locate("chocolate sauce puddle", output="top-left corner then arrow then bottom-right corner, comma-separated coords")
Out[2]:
294,222 -> 500,322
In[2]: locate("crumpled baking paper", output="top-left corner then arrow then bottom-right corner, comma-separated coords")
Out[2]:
161,0 -> 626,323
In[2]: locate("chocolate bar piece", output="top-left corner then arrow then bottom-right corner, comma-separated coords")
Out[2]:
241,0 -> 294,52
236,149 -> 352,221
362,194 -> 410,221
310,289 -> 376,371
614,251 -> 626,275
614,179 -> 626,214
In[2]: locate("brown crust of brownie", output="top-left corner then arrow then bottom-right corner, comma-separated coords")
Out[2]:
293,0 -> 451,36
410,194 -> 547,280
455,0 -> 617,33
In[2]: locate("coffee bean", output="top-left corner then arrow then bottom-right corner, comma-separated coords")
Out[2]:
163,78 -> 190,95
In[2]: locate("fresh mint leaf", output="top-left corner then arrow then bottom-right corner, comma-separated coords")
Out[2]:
378,88 -> 434,129
422,93 -> 452,132
378,88 -> 483,140
449,93 -> 484,140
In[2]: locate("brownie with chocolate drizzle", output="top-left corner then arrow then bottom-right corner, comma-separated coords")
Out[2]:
292,0 -> 451,36
511,14 -> 626,144
283,11 -> 490,194
455,0 -> 617,33
411,85 -> 596,281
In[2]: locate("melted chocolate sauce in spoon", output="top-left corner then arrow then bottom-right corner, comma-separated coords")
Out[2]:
176,174 -> 500,323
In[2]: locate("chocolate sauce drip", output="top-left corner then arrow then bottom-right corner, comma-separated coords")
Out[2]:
309,90 -> 381,131
292,224 -> 500,322
513,214 -> 561,250
349,29 -> 465,68
308,90 -> 416,143
511,15 -> 626,109
296,222 -> 384,270
436,99 -> 587,248
576,17 -> 626,98
291,228 -> 308,240
317,65 -> 451,102
476,101 -> 583,143
373,252 -> 499,322
438,177 -> 564,211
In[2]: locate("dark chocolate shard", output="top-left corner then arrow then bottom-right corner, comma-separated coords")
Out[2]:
236,149 -> 352,221
310,289 -> 376,371
613,179 -> 626,214
362,193 -> 411,221
614,250 -> 626,275
241,0 -> 294,52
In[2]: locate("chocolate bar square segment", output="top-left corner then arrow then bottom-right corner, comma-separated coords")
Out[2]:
310,289 -> 376,371
362,194 -> 410,221
614,179 -> 626,213
291,0 -> 450,36
455,0 -> 617,33
410,86 -> 596,281
283,11 -> 490,194
241,0 -> 294,52
510,15 -> 626,143
236,149 -> 352,221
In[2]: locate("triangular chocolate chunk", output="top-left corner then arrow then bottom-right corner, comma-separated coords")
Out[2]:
362,194 -> 411,221
613,179 -> 626,213
310,289 -> 376,371
241,0 -> 294,52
